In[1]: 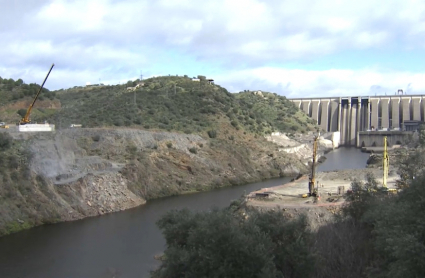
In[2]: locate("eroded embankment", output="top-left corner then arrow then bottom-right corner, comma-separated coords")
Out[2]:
0,128 -> 314,236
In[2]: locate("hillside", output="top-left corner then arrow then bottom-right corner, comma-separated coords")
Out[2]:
0,75 -> 317,135
0,75 -> 322,236
0,77 -> 57,123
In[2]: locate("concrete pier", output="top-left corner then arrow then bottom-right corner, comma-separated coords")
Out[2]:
401,97 -> 411,123
381,98 -> 390,129
320,99 -> 330,131
370,98 -> 379,129
391,98 -> 400,128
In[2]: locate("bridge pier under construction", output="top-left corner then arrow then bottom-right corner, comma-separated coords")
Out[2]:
290,95 -> 425,146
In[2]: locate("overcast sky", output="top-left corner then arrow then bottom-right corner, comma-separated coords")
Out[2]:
1,0 -> 425,98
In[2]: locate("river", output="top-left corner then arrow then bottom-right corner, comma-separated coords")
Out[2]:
0,147 -> 369,278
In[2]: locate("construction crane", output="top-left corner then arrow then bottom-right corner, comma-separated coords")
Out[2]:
383,136 -> 389,187
308,136 -> 319,196
19,63 -> 54,125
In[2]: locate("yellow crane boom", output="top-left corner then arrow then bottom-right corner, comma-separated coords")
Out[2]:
20,63 -> 55,125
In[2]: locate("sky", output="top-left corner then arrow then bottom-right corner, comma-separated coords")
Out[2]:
1,0 -> 425,98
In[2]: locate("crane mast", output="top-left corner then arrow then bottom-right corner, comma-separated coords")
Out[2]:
383,136 -> 389,187
309,136 -> 318,196
20,63 -> 55,125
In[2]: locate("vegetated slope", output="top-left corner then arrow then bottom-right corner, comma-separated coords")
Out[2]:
0,76 -> 58,123
0,75 -> 317,135
0,75 -> 319,236
48,75 -> 317,135
235,91 -> 317,134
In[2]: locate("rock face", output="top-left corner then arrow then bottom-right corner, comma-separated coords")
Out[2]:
58,173 -> 146,220
1,128 -> 312,236
266,132 -> 333,165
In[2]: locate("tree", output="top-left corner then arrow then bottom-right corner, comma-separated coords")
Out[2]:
419,124 -> 425,147
15,79 -> 23,86
363,174 -> 425,277
152,207 -> 313,278
17,109 -> 27,118
343,173 -> 380,223
396,148 -> 425,189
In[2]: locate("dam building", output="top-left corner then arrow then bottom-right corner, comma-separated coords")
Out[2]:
290,95 -> 425,146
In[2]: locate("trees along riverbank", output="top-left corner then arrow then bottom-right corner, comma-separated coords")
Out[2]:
152,147 -> 425,278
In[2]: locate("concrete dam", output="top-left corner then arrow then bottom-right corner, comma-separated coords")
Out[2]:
290,95 -> 425,146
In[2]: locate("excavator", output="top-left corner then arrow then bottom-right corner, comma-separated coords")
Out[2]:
19,63 -> 54,125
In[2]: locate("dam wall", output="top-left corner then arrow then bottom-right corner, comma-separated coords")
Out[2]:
290,95 -> 425,146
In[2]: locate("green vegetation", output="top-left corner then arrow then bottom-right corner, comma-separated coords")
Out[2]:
0,76 -> 55,106
0,134 -> 61,236
153,148 -> 425,278
236,91 -> 317,133
0,75 -> 317,135
152,207 -> 313,278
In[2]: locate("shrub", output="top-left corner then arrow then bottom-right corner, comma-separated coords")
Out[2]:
17,108 -> 27,118
92,135 -> 101,142
207,130 -> 217,138
113,119 -> 123,126
188,147 -> 197,154
166,142 -> 173,148
0,133 -> 12,150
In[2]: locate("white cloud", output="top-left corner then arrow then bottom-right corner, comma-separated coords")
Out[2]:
0,0 -> 425,95
215,67 -> 425,97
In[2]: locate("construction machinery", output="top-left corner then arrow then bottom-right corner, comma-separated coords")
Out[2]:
383,136 -> 389,187
19,63 -> 54,125
308,136 -> 319,196
0,122 -> 9,129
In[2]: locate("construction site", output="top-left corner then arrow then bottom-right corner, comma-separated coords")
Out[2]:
247,135 -> 399,211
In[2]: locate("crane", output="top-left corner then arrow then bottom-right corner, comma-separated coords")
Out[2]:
19,63 -> 55,125
383,136 -> 389,187
308,135 -> 319,196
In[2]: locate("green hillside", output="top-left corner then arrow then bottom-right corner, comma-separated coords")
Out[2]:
0,75 -> 317,135
0,77 -> 55,106
0,76 -> 57,124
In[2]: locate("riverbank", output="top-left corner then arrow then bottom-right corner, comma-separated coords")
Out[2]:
0,147 -> 376,278
1,128 -> 321,237
245,167 -> 399,231
247,167 -> 398,209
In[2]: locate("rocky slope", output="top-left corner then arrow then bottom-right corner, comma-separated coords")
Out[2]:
0,127 -> 324,236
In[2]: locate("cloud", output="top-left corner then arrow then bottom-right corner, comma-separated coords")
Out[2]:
0,0 -> 425,94
215,67 -> 425,97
